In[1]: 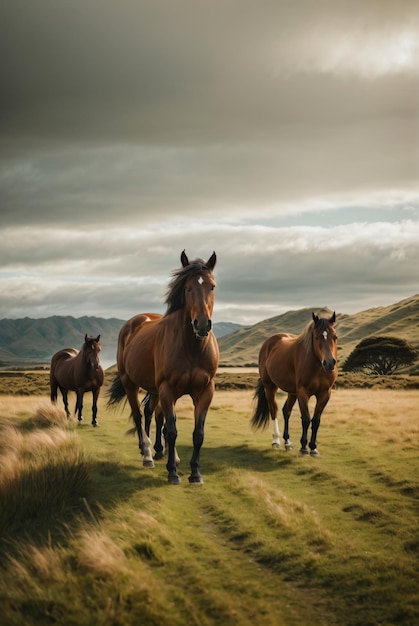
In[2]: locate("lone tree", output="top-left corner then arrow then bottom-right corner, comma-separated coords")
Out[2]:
343,336 -> 417,375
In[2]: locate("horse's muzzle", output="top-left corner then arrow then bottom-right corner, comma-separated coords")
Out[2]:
192,318 -> 212,339
322,358 -> 336,372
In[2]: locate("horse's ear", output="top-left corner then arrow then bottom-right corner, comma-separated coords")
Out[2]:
96,335 -> 101,342
206,251 -> 216,271
329,312 -> 336,325
181,250 -> 189,267
84,334 -> 88,342
312,312 -> 319,324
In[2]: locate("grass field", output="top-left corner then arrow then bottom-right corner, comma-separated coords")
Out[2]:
0,387 -> 418,625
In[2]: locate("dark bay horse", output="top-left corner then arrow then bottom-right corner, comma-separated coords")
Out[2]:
107,251 -> 219,484
50,334 -> 104,426
251,312 -> 337,455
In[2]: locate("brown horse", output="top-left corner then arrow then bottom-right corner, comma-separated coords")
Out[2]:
107,251 -> 219,484
50,334 -> 104,426
251,312 -> 337,455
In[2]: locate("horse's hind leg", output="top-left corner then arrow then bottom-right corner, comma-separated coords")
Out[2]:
282,394 -> 296,450
144,393 -> 164,460
60,387 -> 70,418
125,385 -> 154,468
264,384 -> 281,448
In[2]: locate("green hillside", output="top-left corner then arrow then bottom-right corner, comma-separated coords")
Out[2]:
0,317 -> 241,368
218,294 -> 419,368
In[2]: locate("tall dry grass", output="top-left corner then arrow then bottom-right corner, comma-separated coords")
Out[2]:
0,401 -> 90,532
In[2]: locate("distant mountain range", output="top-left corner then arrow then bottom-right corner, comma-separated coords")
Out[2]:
1,293 -> 418,369
0,316 -> 242,368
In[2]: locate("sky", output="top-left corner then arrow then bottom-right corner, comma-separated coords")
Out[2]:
1,0 -> 418,326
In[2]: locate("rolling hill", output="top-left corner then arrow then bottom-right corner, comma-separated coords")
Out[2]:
217,294 -> 419,367
1,294 -> 418,370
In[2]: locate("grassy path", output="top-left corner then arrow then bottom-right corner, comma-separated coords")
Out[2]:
0,389 -> 418,625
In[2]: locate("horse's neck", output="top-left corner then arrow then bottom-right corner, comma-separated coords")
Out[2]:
75,349 -> 90,372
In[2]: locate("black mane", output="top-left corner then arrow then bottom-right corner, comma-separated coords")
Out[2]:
165,259 -> 213,315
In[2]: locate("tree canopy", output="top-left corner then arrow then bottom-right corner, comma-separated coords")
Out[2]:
342,336 -> 417,375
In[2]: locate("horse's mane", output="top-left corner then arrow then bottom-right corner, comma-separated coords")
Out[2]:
165,258 -> 214,315
296,317 -> 331,352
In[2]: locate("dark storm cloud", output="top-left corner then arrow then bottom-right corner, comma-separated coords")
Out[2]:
1,0 -> 419,321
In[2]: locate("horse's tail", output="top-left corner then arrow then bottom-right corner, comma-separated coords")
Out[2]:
106,371 -> 127,408
251,378 -> 271,430
50,358 -> 58,402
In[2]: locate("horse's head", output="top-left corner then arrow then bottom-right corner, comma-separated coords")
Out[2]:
83,334 -> 102,370
181,250 -> 216,340
312,312 -> 337,372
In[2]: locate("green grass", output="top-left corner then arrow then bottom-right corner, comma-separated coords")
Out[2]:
0,389 -> 418,625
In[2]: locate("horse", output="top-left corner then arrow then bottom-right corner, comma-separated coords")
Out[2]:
251,312 -> 337,455
107,250 -> 219,484
50,334 -> 104,427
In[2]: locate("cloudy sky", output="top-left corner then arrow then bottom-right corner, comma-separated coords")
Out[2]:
1,0 -> 418,326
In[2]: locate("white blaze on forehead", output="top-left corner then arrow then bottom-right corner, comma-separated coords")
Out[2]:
198,276 -> 204,285
322,331 -> 328,340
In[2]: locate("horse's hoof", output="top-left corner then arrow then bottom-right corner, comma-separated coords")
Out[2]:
285,443 -> 293,451
272,442 -> 280,449
154,451 -> 164,461
188,473 -> 204,484
78,416 -> 83,422
168,473 -> 181,485
143,459 -> 155,468
299,448 -> 309,455
310,449 -> 320,456
91,421 -> 98,427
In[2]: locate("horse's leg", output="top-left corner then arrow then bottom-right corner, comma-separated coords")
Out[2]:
126,385 -> 154,468
159,385 -> 180,484
282,394 -> 297,450
264,384 -> 280,448
76,390 -> 84,422
60,387 -> 70,418
154,406 -> 166,461
297,388 -> 311,455
91,388 -> 100,427
189,381 -> 215,484
144,394 -> 165,460
309,389 -> 331,456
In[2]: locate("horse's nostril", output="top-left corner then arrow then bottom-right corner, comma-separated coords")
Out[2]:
193,320 -> 199,329
207,320 -> 212,332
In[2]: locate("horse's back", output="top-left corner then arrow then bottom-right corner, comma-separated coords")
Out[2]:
118,314 -> 162,353
259,333 -> 298,392
52,347 -> 78,361
117,313 -> 163,387
50,348 -> 79,387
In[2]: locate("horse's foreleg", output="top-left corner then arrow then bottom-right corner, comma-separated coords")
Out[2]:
265,384 -> 280,448
282,394 -> 297,450
309,390 -> 331,455
297,389 -> 311,454
75,391 -> 84,422
189,382 -> 215,484
91,388 -> 100,427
